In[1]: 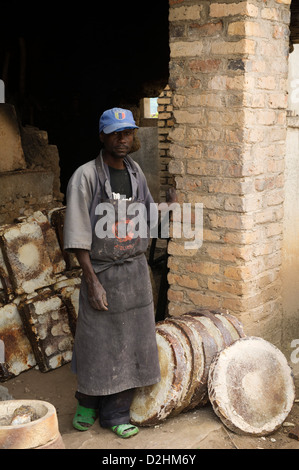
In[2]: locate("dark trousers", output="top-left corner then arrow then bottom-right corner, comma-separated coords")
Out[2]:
75,389 -> 135,428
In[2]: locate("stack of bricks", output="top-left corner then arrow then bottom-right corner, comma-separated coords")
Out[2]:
158,85 -> 176,201
167,0 -> 291,346
0,209 -> 81,379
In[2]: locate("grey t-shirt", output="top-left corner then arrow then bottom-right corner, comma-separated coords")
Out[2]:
108,165 -> 132,199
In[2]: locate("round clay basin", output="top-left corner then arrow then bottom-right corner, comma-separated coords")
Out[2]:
208,337 -> 296,436
0,400 -> 63,449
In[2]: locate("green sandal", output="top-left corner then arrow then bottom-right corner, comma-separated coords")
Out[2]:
73,404 -> 97,431
111,424 -> 139,439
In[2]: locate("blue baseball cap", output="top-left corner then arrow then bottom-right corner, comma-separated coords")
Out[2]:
99,107 -> 139,134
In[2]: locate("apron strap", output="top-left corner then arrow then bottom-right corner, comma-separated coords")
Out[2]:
95,154 -> 113,199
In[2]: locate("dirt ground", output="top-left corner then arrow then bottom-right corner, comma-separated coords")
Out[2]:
2,362 -> 299,451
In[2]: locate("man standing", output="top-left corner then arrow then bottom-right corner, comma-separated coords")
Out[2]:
63,108 -> 161,438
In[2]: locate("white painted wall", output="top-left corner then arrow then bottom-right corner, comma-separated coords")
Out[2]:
282,44 -> 299,374
288,44 -> 299,115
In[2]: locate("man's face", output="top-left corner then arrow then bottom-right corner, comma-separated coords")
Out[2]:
100,129 -> 135,158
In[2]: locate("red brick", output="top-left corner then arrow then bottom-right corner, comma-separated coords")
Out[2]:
188,21 -> 223,37
189,58 -> 221,73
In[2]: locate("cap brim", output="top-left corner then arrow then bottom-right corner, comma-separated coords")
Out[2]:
102,123 -> 139,134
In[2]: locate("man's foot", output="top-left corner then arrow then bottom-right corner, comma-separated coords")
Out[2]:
111,423 -> 139,438
72,404 -> 97,431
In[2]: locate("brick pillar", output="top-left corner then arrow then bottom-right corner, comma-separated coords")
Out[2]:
158,85 -> 175,202
167,0 -> 291,346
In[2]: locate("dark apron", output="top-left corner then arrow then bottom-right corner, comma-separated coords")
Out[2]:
72,155 -> 161,396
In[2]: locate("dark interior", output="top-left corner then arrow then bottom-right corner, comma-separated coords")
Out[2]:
1,1 -> 298,195
0,2 -> 170,193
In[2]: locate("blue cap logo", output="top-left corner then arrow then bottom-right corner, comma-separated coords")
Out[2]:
115,111 -> 125,120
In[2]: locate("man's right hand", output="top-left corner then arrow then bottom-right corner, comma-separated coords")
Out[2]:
87,278 -> 108,311
74,249 -> 109,311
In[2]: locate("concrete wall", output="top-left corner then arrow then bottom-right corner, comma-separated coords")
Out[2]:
281,43 -> 299,367
288,44 -> 299,115
283,116 -> 299,370
131,127 -> 160,203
